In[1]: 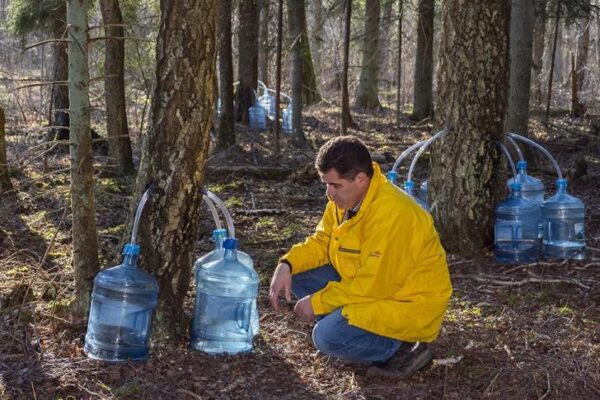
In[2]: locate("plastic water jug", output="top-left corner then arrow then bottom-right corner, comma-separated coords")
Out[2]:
418,180 -> 428,205
403,180 -> 429,211
84,244 -> 159,362
192,229 -> 259,337
494,182 -> 541,264
543,179 -> 586,260
248,102 -> 267,131
507,160 -> 545,246
258,94 -> 276,119
191,238 -> 259,354
282,107 -> 292,134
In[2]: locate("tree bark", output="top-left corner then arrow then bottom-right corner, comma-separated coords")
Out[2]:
258,0 -> 270,86
545,1 -> 561,122
217,0 -> 235,149
49,2 -> 69,139
410,0 -> 434,121
132,0 -> 216,335
506,0 -> 535,136
235,0 -> 259,123
0,107 -> 12,192
287,0 -> 309,147
67,0 -> 100,317
274,0 -> 283,154
396,0 -> 404,124
309,0 -> 324,82
532,0 -> 546,106
100,0 -> 134,175
355,0 -> 381,109
341,0 -> 352,134
575,6 -> 590,112
430,1 -> 510,256
290,0 -> 320,106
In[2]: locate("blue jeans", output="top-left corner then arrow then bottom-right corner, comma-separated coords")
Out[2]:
292,264 -> 404,364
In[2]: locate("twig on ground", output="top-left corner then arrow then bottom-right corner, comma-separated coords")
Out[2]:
538,372 -> 551,400
483,369 -> 503,396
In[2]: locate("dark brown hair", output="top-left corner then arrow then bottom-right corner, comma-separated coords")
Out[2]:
315,136 -> 373,179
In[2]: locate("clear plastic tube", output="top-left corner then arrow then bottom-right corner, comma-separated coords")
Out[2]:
202,195 -> 222,230
506,136 -> 524,162
407,127 -> 451,183
391,140 -> 427,172
204,189 -> 235,239
131,185 -> 155,245
507,132 -> 563,180
497,141 -> 517,179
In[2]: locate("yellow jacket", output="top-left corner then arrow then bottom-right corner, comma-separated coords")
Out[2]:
283,163 -> 452,342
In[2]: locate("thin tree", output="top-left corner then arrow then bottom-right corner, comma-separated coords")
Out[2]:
396,0 -> 404,124
545,0 -> 562,122
532,0 -> 547,106
0,107 -> 12,192
506,0 -> 535,136
217,0 -> 235,149
289,0 -> 320,106
258,0 -> 270,86
100,0 -> 134,175
572,1 -> 591,116
341,0 -> 352,135
430,1 -> 510,256
409,0 -> 435,121
355,0 -> 381,109
274,0 -> 283,154
67,0 -> 100,317
235,0 -> 259,123
129,0 -> 217,334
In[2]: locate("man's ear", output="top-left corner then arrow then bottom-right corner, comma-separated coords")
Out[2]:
355,172 -> 369,185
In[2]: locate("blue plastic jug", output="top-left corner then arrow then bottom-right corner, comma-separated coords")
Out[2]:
248,102 -> 267,131
191,238 -> 259,354
192,229 -> 259,338
418,180 -> 428,205
542,179 -> 586,260
507,161 -> 544,204
403,180 -> 430,211
282,107 -> 292,134
258,93 -> 276,119
84,244 -> 159,362
494,182 -> 541,264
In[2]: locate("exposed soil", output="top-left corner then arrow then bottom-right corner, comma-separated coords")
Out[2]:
1,106 -> 599,399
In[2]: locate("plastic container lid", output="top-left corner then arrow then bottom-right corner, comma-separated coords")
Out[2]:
123,244 -> 140,256
224,238 -> 238,250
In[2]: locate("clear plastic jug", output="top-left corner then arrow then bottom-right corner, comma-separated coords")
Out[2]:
191,238 -> 258,354
282,107 -> 292,134
84,244 -> 159,362
248,102 -> 267,131
403,180 -> 430,212
494,183 -> 541,263
258,93 -> 276,119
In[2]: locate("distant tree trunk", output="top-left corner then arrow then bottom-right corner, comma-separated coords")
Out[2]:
410,0 -> 434,121
309,0 -> 323,82
545,1 -> 561,122
49,3 -> 69,138
67,0 -> 100,317
274,0 -> 283,154
235,0 -> 259,123
506,0 -> 535,136
287,0 -> 309,147
570,53 -> 584,117
532,0 -> 546,106
132,0 -> 216,335
396,0 -> 404,124
258,0 -> 270,86
0,107 -> 12,192
217,0 -> 235,149
355,0 -> 381,109
379,0 -> 395,80
100,0 -> 134,175
289,0 -> 320,106
430,0 -> 510,256
341,0 -> 352,134
574,8 -> 590,115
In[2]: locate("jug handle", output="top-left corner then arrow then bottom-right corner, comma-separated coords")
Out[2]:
236,302 -> 251,333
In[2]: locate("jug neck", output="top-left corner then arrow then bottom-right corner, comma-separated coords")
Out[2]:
122,254 -> 139,268
556,179 -> 567,195
224,248 -> 238,261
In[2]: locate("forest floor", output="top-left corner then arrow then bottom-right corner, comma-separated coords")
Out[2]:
0,106 -> 599,399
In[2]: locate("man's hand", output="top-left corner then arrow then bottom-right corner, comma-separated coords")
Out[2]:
269,262 -> 292,311
294,295 -> 315,323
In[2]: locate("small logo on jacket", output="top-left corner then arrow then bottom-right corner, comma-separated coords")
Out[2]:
368,251 -> 382,258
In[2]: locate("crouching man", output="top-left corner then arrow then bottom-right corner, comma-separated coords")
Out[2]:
269,136 -> 452,378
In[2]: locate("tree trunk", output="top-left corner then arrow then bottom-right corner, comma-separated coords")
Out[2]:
258,0 -> 270,86
100,0 -> 134,175
0,107 -> 12,192
132,0 -> 216,335
309,0 -> 323,82
545,1 -> 561,122
291,0 -> 320,106
341,0 -> 352,134
355,0 -> 381,109
274,0 -> 283,154
217,0 -> 235,149
506,0 -> 535,136
430,1 -> 510,256
287,0 -> 309,147
235,0 -> 259,123
575,7 -> 590,104
570,53 -> 584,117
379,0 -> 395,83
532,0 -> 546,106
67,0 -> 100,317
410,0 -> 434,121
49,3 -> 69,139
396,0 -> 404,124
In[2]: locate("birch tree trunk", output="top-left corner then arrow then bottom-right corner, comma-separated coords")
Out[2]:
67,0 -> 100,317
355,0 -> 381,109
217,0 -> 235,149
410,0 -> 434,121
430,0 -> 510,256
131,0 -> 216,335
0,107 -> 12,192
100,0 -> 134,175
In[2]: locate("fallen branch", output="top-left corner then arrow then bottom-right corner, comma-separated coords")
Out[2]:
452,273 -> 591,290
235,208 -> 285,216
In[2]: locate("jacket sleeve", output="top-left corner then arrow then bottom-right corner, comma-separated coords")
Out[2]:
282,202 -> 336,274
310,207 -> 452,341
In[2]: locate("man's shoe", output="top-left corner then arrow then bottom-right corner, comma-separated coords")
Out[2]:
366,342 -> 434,379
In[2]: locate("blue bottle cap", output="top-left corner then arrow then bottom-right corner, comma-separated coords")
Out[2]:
212,228 -> 228,240
386,170 -> 398,183
123,244 -> 141,256
223,238 -> 238,250
516,160 -> 527,169
509,182 -> 521,191
556,178 -> 567,188
403,180 -> 415,190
